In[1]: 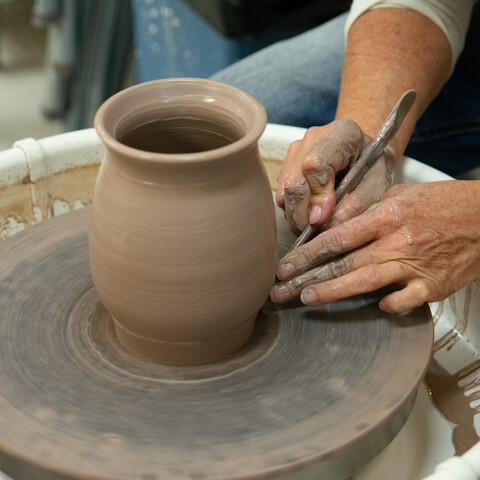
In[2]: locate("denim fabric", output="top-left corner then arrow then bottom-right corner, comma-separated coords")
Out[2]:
212,7 -> 480,177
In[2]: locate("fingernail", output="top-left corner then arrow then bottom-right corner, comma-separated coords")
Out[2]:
270,285 -> 290,303
330,220 -> 340,228
309,205 -> 322,224
301,288 -> 316,305
277,262 -> 295,280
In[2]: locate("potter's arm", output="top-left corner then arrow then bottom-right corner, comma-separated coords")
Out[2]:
276,6 -> 462,233
336,7 -> 451,158
271,3 -> 480,313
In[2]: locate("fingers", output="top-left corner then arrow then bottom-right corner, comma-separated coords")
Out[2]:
302,152 -> 336,225
271,254 -> 437,313
270,254 -> 354,303
276,140 -> 303,209
277,209 -> 382,281
276,140 -> 312,233
299,262 -> 410,306
302,119 -> 364,225
275,120 -> 364,232
272,234 -> 402,303
379,279 -> 436,313
284,178 -> 311,234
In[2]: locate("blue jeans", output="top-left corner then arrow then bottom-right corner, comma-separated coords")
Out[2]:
212,7 -> 480,177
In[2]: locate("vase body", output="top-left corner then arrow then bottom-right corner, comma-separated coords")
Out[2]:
90,78 -> 276,364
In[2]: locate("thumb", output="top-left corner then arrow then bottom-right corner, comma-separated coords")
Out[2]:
301,118 -> 364,225
302,158 -> 336,225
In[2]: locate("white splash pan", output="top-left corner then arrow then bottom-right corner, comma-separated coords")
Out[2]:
0,124 -> 478,480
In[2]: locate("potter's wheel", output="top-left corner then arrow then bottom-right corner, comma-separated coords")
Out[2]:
0,206 -> 432,480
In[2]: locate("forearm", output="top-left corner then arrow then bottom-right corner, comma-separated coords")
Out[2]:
335,8 -> 451,157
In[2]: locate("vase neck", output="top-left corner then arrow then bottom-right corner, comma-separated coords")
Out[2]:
104,143 -> 262,186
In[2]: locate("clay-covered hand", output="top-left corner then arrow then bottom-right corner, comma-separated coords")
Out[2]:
270,181 -> 480,313
276,119 -> 395,234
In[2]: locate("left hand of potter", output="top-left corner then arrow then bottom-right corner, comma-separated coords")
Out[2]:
276,120 -> 395,234
270,181 -> 480,313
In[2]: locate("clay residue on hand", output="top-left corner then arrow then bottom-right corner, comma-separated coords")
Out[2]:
321,118 -> 364,175
284,177 -> 310,232
273,254 -> 351,302
425,357 -> 480,455
330,147 -> 395,225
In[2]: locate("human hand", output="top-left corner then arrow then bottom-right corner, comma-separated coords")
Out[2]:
270,181 -> 480,313
276,119 -> 395,235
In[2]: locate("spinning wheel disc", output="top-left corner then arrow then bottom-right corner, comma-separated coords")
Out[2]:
0,207 -> 432,480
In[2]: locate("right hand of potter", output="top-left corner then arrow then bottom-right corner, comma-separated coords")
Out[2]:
276,119 -> 395,234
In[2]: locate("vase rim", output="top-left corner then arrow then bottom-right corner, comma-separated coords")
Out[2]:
94,78 -> 267,163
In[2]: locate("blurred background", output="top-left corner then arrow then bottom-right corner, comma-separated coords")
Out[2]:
0,0 -> 350,150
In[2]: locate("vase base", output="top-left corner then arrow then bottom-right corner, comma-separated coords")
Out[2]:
113,314 -> 257,365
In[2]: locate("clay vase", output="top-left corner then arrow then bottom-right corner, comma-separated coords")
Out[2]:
90,78 -> 276,365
